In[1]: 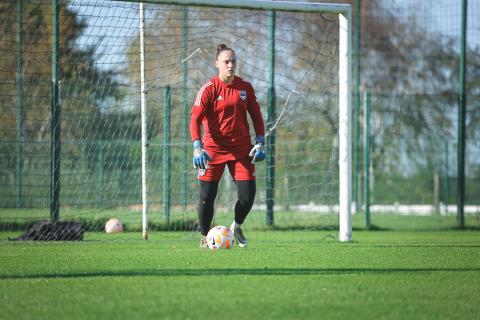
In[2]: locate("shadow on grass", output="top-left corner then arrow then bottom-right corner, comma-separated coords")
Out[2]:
2,267 -> 480,280
1,219 -> 199,232
354,225 -> 480,232
256,224 -> 480,232
450,225 -> 480,231
4,217 -> 479,233
256,225 -> 390,231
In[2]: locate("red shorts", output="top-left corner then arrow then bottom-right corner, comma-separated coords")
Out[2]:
198,158 -> 256,181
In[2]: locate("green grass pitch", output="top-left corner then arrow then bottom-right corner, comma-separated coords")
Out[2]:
1,230 -> 479,320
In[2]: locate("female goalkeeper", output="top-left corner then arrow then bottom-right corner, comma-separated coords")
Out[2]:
190,44 -> 266,248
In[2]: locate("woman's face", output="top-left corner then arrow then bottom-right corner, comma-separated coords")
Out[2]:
216,50 -> 236,80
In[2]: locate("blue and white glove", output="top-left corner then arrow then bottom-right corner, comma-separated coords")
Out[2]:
249,135 -> 266,164
192,140 -> 211,169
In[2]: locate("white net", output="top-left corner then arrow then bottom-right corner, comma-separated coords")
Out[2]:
0,0 -> 342,238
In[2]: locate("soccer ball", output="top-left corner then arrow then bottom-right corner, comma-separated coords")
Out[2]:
206,226 -> 234,250
105,218 -> 123,234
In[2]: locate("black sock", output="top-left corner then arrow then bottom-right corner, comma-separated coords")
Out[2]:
198,181 -> 219,236
234,180 -> 256,225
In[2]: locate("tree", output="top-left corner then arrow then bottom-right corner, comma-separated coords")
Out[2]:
284,0 -> 480,203
0,1 -> 122,168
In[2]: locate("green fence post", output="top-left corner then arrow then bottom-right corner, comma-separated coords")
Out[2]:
163,85 -> 171,224
50,0 -> 61,221
353,0 -> 361,212
98,142 -> 104,208
443,141 -> 449,213
16,0 -> 24,209
182,6 -> 189,210
363,91 -> 371,229
266,10 -> 276,226
457,0 -> 467,228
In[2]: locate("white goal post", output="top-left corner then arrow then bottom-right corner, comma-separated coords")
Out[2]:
136,0 -> 352,242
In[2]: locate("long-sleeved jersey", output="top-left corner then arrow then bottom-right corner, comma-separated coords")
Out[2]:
190,75 -> 265,164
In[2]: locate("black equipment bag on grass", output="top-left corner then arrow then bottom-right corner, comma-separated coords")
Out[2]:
9,220 -> 84,241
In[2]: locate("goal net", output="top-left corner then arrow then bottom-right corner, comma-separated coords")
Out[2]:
0,0 -> 351,241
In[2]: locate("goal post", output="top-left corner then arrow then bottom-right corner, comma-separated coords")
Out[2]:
139,2 -> 148,240
132,0 -> 353,241
338,9 -> 353,242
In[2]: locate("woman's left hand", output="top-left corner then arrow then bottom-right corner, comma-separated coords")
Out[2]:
249,135 -> 265,164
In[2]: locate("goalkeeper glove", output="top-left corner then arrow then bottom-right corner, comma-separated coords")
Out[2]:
192,140 -> 211,169
249,135 -> 266,164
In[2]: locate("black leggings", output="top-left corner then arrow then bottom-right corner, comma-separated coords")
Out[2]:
198,180 -> 256,236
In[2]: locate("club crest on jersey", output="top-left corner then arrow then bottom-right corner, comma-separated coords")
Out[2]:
239,90 -> 247,100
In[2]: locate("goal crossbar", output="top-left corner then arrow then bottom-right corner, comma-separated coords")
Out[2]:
120,0 -> 351,14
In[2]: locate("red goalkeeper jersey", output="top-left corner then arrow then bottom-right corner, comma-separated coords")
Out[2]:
190,75 -> 265,164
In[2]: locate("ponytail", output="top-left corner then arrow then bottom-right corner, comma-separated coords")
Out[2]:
216,44 -> 234,58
